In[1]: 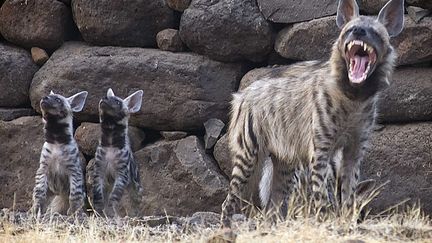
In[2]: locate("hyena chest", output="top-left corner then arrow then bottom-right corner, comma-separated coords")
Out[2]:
100,147 -> 130,184
44,145 -> 75,194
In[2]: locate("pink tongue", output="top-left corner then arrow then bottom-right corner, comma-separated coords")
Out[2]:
351,55 -> 369,82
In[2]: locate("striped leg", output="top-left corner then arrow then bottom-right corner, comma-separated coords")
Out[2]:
32,162 -> 48,216
106,164 -> 129,217
67,161 -> 85,215
92,157 -> 105,215
311,145 -> 332,210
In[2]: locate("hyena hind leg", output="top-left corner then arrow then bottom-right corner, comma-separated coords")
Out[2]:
47,195 -> 69,215
221,146 -> 260,227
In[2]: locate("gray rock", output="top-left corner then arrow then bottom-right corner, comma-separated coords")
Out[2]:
156,29 -> 186,52
0,108 -> 36,121
378,67 -> 432,123
0,0 -> 73,50
134,136 -> 228,216
275,16 -> 338,61
179,0 -> 273,62
407,0 -> 432,10
204,118 -> 225,150
257,0 -> 337,23
407,6 -> 431,23
30,42 -> 244,131
239,66 -> 275,91
213,134 -> 231,178
0,43 -> 38,107
160,131 -> 188,141
0,117 -> 44,210
187,211 -> 220,227
166,0 -> 191,12
363,123 -> 432,215
31,47 -> 49,66
74,122 -> 146,156
358,0 -> 388,14
275,16 -> 432,66
393,17 -> 432,65
72,0 -> 176,47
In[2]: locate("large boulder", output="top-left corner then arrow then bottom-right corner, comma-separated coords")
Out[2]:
407,0 -> 432,10
275,16 -> 432,65
179,0 -> 273,62
0,117 -> 44,210
74,122 -> 146,157
0,0 -> 73,50
213,134 -> 231,177
256,0 -> 337,24
72,0 -> 176,47
378,67 -> 432,123
134,136 -> 228,216
358,0 -> 388,14
30,42 -> 245,131
363,123 -> 432,215
0,43 -> 38,107
0,108 -> 36,121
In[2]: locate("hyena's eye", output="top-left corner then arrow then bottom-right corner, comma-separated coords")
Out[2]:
116,100 -> 121,106
55,98 -> 62,103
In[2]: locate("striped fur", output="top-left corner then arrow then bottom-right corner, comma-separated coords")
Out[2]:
92,88 -> 143,217
32,91 -> 88,216
221,0 -> 404,226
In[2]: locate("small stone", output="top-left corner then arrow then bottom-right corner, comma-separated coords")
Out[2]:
407,6 -> 431,23
0,108 -> 36,121
156,29 -> 186,52
166,0 -> 191,12
204,118 -> 225,149
187,211 -> 220,227
31,47 -> 49,66
160,131 -> 188,141
213,134 -> 231,177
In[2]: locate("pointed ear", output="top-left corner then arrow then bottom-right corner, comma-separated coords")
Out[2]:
378,0 -> 404,37
67,91 -> 88,112
336,0 -> 360,28
124,90 -> 143,113
49,90 -> 54,95
107,88 -> 115,97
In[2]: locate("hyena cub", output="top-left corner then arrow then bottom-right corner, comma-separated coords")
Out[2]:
32,90 -> 88,216
92,88 -> 144,217
222,0 -> 404,225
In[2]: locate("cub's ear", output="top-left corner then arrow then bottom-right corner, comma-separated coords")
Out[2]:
49,90 -> 55,95
336,0 -> 360,28
107,88 -> 115,98
67,91 -> 88,112
124,90 -> 143,113
378,0 -> 404,37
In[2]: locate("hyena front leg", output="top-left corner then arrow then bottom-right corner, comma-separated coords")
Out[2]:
92,157 -> 105,215
67,163 -> 85,215
106,164 -> 129,217
311,140 -> 333,210
32,162 -> 49,216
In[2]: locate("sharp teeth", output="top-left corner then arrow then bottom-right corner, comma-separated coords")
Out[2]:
363,45 -> 367,51
348,42 -> 354,50
367,46 -> 373,53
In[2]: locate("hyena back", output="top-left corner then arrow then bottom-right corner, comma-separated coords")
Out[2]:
32,90 -> 88,216
92,88 -> 144,217
222,0 -> 405,225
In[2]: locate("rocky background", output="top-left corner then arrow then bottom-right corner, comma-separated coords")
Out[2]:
0,0 -> 431,216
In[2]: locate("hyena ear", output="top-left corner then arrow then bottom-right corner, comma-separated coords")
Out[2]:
107,88 -> 115,98
336,0 -> 360,28
378,0 -> 404,37
67,91 -> 88,112
49,90 -> 54,95
124,90 -> 143,113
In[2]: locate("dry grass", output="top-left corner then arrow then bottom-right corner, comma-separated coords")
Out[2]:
1,178 -> 431,242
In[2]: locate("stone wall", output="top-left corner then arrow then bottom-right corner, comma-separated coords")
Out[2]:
0,0 -> 431,216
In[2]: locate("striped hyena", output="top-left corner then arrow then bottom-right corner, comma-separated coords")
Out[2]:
92,88 -> 144,217
32,90 -> 88,216
221,0 -> 405,225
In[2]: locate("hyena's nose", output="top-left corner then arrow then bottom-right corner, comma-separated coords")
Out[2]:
42,96 -> 49,101
352,26 -> 366,37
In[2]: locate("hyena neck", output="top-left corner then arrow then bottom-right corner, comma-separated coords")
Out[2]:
43,114 -> 74,144
100,114 -> 129,149
329,44 -> 394,102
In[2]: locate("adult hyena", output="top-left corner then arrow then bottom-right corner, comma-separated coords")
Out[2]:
221,0 -> 405,226
32,90 -> 88,216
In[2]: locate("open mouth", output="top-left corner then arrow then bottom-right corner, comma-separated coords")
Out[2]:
345,40 -> 377,85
